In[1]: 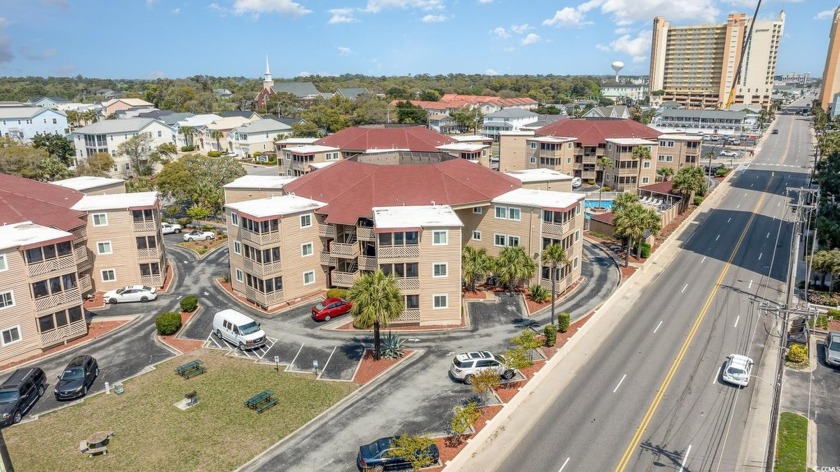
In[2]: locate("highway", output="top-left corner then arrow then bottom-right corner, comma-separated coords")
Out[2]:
488,114 -> 812,472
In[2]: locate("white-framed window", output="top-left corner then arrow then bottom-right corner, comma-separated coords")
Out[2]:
96,241 -> 113,254
575,230 -> 580,242
508,207 -> 521,221
301,242 -> 314,256
300,214 -> 312,228
432,230 -> 448,245
530,156 -> 537,164
0,291 -> 14,309
643,161 -> 651,169
303,270 -> 315,285
495,206 -> 508,219
92,213 -> 108,227
494,233 -> 506,246
472,207 -> 483,215
507,235 -> 520,246
433,294 -> 448,309
658,155 -> 674,162
100,269 -> 116,282
642,177 -> 650,184
0,254 -> 6,272
231,212 -> 239,226
1,326 -> 20,346
472,230 -> 482,241
235,269 -> 243,282
233,241 -> 241,254
432,263 -> 448,278
529,142 -> 537,149
568,142 -> 573,149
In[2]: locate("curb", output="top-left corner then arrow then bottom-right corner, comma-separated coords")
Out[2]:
212,278 -> 324,317
176,238 -> 229,260
175,306 -> 204,341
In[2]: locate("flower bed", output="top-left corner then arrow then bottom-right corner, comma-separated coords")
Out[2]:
353,349 -> 415,385
426,405 -> 503,472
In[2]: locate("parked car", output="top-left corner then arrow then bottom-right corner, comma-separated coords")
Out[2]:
0,367 -> 46,426
212,309 -> 267,350
103,285 -> 157,304
720,150 -> 739,157
721,354 -> 754,387
571,177 -> 582,188
183,230 -> 215,242
311,298 -> 352,322
161,222 -> 182,234
449,351 -> 514,384
824,331 -> 840,367
771,129 -> 779,134
357,437 -> 440,471
54,355 -> 99,400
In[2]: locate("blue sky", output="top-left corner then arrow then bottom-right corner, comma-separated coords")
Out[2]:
0,0 -> 832,79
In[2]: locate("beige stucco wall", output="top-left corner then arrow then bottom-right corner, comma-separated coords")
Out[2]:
224,188 -> 286,205
86,208 -> 163,292
417,226 -> 462,325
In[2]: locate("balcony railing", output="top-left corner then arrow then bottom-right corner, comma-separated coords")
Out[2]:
331,270 -> 358,288
39,319 -> 87,348
133,220 -> 157,232
137,247 -> 163,260
27,254 -> 76,277
244,288 -> 285,307
318,225 -> 336,238
330,242 -> 359,259
358,256 -> 377,271
79,274 -> 92,294
395,309 -> 421,323
357,227 -> 375,241
377,245 -> 420,259
542,221 -> 574,236
140,274 -> 165,286
394,277 -> 420,291
240,230 -> 281,246
243,259 -> 283,277
320,252 -> 336,266
34,287 -> 82,312
74,246 -> 88,264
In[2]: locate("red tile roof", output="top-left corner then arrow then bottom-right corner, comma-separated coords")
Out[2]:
536,119 -> 661,146
590,211 -> 615,225
284,158 -> 522,225
316,126 -> 456,152
639,181 -> 676,195
0,173 -> 86,230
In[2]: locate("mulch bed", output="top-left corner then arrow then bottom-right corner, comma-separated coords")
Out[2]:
828,319 -> 840,332
158,310 -> 204,354
352,349 -> 415,385
620,265 -> 637,278
83,292 -> 105,310
426,405 -> 504,472
462,290 -> 487,300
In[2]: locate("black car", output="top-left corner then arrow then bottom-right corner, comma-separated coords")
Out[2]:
54,355 -> 99,400
357,437 -> 440,471
0,367 -> 46,426
771,129 -> 779,134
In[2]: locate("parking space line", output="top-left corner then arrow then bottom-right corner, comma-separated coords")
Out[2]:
287,344 -> 305,371
679,445 -> 692,472
712,366 -> 721,384
558,457 -> 571,472
681,284 -> 688,294
613,374 -> 627,393
318,346 -> 338,380
654,320 -> 663,334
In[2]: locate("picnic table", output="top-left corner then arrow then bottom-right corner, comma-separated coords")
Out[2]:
80,431 -> 113,457
175,360 -> 205,379
244,390 -> 278,413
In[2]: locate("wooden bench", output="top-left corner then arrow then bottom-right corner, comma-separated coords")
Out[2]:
244,390 -> 278,413
175,360 -> 206,379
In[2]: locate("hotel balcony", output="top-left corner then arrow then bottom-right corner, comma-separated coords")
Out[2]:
243,259 -> 283,278
358,256 -> 377,271
79,274 -> 93,294
137,247 -> 163,260
39,318 -> 87,348
357,227 -> 375,241
140,273 -> 165,287
319,224 -> 336,238
133,220 -> 158,232
240,229 -> 281,246
330,242 -> 360,259
244,287 -> 285,308
331,270 -> 358,288
34,287 -> 82,313
394,277 -> 420,291
74,246 -> 89,265
320,252 -> 336,266
543,219 -> 576,237
27,254 -> 76,278
377,245 -> 420,259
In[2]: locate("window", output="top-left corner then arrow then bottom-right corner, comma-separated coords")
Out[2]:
92,213 -> 108,227
575,230 -> 580,242
230,212 -> 239,226
508,208 -> 521,221
235,269 -> 243,282
101,269 -> 116,282
301,242 -> 313,257
96,242 -> 112,254
472,230 -> 481,241
472,207 -> 483,215
495,206 -> 507,219
530,156 -> 537,164
507,235 -> 520,247
433,294 -> 448,309
1,326 -> 20,346
0,291 -> 13,309
529,142 -> 537,149
643,161 -> 651,169
233,241 -> 241,254
303,270 -> 315,285
300,214 -> 312,228
494,234 -> 506,247
0,255 -> 6,272
405,295 -> 419,309
433,263 -> 448,278
432,231 -> 447,245
642,177 -> 650,184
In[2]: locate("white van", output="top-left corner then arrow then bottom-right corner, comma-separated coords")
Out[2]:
212,309 -> 266,350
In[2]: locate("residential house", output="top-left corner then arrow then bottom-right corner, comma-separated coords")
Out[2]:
213,88 -> 234,99
220,111 -> 262,120
481,108 -> 539,140
199,116 -> 254,153
95,89 -> 123,100
230,118 -> 293,157
600,85 -> 648,104
582,106 -> 630,119
27,96 -> 70,109
0,107 -> 69,142
336,88 -> 370,100
101,98 -> 154,117
175,114 -> 222,149
71,118 -> 176,177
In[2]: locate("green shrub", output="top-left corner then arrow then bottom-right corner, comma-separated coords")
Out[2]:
196,247 -> 208,255
587,179 -> 596,185
202,224 -> 216,232
222,273 -> 231,283
557,312 -> 570,333
450,401 -> 481,440
253,151 -> 262,157
603,186 -> 612,192
640,243 -> 651,259
501,347 -> 532,370
155,312 -> 181,335
544,324 -> 557,347
828,308 -> 840,319
693,196 -> 703,206
326,288 -> 349,299
177,217 -> 192,228
529,284 -> 550,303
207,150 -> 221,157
816,315 -> 829,330
180,295 -> 198,312
786,344 -> 808,364
716,167 -> 729,177
180,145 -> 195,152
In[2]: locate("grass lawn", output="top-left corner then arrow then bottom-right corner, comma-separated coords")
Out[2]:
5,350 -> 356,471
775,412 -> 808,472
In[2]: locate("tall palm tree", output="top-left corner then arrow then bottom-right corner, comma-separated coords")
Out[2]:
348,269 -> 404,360
542,243 -> 571,326
612,191 -> 639,214
614,202 -> 647,267
631,145 -> 651,191
597,156 -> 614,207
672,165 -> 707,201
211,129 -> 224,152
495,246 -> 536,292
462,246 -> 490,292
656,168 -> 674,182
180,126 -> 195,148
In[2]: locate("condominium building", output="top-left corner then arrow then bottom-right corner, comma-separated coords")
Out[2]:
71,118 -> 176,177
0,107 -> 69,142
650,12 -> 785,109
0,174 -> 166,364
223,153 -> 585,325
651,109 -> 751,135
820,6 -> 840,112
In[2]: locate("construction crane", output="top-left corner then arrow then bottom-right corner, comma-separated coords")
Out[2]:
724,0 -> 764,109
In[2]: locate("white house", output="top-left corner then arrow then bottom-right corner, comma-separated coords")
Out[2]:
71,118 -> 175,176
175,113 -> 222,148
27,96 -> 70,109
230,118 -> 293,157
0,107 -> 69,142
651,109 -> 751,136
199,116 -> 254,153
481,108 -> 539,140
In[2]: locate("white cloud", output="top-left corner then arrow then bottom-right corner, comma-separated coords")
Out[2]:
816,10 -> 834,20
543,7 -> 590,27
510,23 -> 531,34
492,27 -> 510,38
478,0 -> 492,3
0,18 -> 9,29
337,46 -> 353,56
584,0 -> 718,24
521,33 -> 540,45
209,3 -> 230,16
485,68 -> 499,75
614,27 -> 631,34
422,14 -> 448,22
364,0 -> 443,13
232,0 -> 312,17
20,46 -> 56,61
328,8 -> 358,23
597,30 -> 652,63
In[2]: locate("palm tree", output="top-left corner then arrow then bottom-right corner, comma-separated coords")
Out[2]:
613,202 -> 647,267
211,129 -> 224,152
348,269 -> 404,361
672,166 -> 707,202
542,243 -> 571,326
495,246 -> 536,292
635,207 -> 662,259
180,126 -> 195,148
462,246 -> 491,292
597,156 -> 614,207
612,191 -> 639,214
631,145 -> 651,190
656,168 -> 674,181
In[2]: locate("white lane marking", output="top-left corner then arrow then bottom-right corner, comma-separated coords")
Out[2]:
777,201 -> 780,207
736,204 -> 741,209
679,445 -> 692,472
766,232 -> 770,238
734,315 -> 740,328
613,374 -> 627,393
715,234 -> 720,241
318,346 -> 338,379
744,192 -> 748,197
654,320 -> 663,334
751,184 -> 754,188
681,284 -> 688,293
558,457 -> 571,472
727,217 -> 731,223
701,256 -> 707,263
713,367 -> 721,384
758,253 -> 763,260
748,280 -> 753,289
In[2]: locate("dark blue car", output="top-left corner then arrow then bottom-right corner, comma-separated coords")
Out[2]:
357,437 -> 440,471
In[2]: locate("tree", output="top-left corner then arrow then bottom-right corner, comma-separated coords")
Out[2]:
210,129 -> 225,151
116,133 -> 155,177
125,176 -> 155,193
656,167 -> 674,181
495,246 -> 536,291
75,152 -> 114,177
348,269 -> 404,361
34,156 -> 70,181
31,132 -> 74,164
450,401 -> 481,444
149,142 -> 177,164
816,151 -> 840,249
635,207 -> 662,258
0,137 -> 52,179
672,165 -> 707,201
449,108 -> 483,134
612,191 -> 639,214
265,91 -> 302,117
631,145 -> 651,190
462,246 -> 491,292
470,369 -> 500,398
811,250 -> 834,288
541,243 -> 571,327
384,435 -> 437,471
596,156 -> 614,205
614,202 -> 660,266
179,126 -> 195,148
291,121 -> 320,138
395,101 -> 428,124
155,153 -> 246,215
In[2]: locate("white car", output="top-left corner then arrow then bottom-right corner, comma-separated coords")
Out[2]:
449,351 -> 514,384
720,150 -> 739,158
161,222 -> 182,234
721,354 -> 754,387
183,230 -> 215,242
571,177 -> 583,188
103,285 -> 157,304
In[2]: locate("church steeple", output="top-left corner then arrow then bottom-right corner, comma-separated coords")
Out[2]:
263,55 -> 274,91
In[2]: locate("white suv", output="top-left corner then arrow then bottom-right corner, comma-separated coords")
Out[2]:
721,354 -> 754,387
449,351 -> 514,384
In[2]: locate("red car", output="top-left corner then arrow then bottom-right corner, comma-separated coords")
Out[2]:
311,298 -> 352,321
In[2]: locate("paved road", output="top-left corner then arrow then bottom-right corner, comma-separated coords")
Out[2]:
490,114 -> 813,472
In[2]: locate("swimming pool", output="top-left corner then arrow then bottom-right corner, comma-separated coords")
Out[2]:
584,199 -> 613,220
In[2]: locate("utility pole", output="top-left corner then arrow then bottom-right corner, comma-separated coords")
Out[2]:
784,187 -> 819,308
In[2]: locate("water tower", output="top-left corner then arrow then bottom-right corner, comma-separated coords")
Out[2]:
611,61 -> 624,82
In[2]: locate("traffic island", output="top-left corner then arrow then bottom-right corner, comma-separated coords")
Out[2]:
774,412 -> 808,472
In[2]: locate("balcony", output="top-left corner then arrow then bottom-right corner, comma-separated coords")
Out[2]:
542,220 -> 575,236
39,319 -> 87,348
244,288 -> 285,308
79,274 -> 92,294
330,242 -> 359,259
394,309 -> 421,323
320,252 -> 336,266
27,254 -> 76,278
358,256 -> 377,271
357,227 -> 375,241
318,225 -> 336,238
137,247 -> 163,260
242,259 -> 283,277
74,246 -> 88,264
71,228 -> 87,242
331,270 -> 358,288
394,277 -> 420,291
133,220 -> 157,232
34,287 -> 82,313
140,273 -> 165,286
378,245 -> 419,259
240,229 -> 281,246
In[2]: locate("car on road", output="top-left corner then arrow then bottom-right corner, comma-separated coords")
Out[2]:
571,177 -> 582,188
721,354 -> 754,387
449,351 -> 515,384
824,331 -> 840,367
54,355 -> 99,400
311,297 -> 352,322
183,230 -> 215,242
103,285 -> 157,304
161,222 -> 182,234
771,129 -> 779,134
720,150 -> 739,158
357,436 -> 440,471
0,367 -> 46,426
